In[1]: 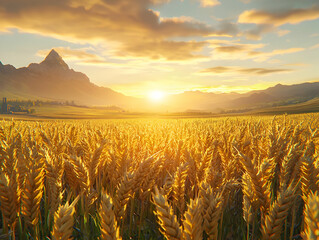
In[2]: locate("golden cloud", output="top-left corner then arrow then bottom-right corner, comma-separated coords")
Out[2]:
310,43 -> 319,49
0,0 -> 236,61
248,48 -> 304,61
199,0 -> 220,7
243,24 -> 275,40
277,29 -> 290,37
214,43 -> 265,53
200,66 -> 293,75
238,5 -> 319,26
211,41 -> 304,62
117,40 -> 208,61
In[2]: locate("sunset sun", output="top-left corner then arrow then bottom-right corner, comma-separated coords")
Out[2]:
148,90 -> 165,102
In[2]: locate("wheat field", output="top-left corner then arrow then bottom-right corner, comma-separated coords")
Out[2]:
0,114 -> 318,239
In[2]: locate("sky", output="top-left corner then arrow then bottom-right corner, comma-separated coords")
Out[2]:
0,0 -> 319,98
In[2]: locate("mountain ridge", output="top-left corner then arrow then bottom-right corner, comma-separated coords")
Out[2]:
1,49 -> 319,112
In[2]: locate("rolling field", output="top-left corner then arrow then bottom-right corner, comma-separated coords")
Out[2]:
0,114 -> 319,239
1,104 -> 219,120
250,98 -> 319,115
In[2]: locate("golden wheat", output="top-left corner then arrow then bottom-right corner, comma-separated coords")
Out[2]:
0,115 -> 318,239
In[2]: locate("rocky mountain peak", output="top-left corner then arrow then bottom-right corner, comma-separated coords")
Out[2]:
40,49 -> 69,70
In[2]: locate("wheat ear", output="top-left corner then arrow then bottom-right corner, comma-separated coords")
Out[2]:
183,198 -> 203,240
171,163 -> 188,213
236,148 -> 270,214
302,191 -> 319,240
51,196 -> 79,240
261,185 -> 295,240
152,187 -> 182,240
203,192 -> 222,240
0,172 -> 18,229
21,157 -> 45,227
114,172 -> 133,223
100,192 -> 122,240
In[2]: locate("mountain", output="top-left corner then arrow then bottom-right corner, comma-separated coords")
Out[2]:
162,81 -> 319,112
228,92 -> 275,107
263,82 -> 319,100
226,82 -> 319,110
0,49 -> 140,108
1,50 -> 319,112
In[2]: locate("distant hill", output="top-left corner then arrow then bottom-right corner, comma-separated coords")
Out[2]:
226,82 -> 319,110
0,50 -> 140,108
163,81 -> 319,112
164,91 -> 240,111
226,92 -> 275,108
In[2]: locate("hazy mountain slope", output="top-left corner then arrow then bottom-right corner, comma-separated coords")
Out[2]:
0,50 -> 140,108
224,82 -> 319,110
164,91 -> 241,111
226,92 -> 276,108
264,82 -> 319,100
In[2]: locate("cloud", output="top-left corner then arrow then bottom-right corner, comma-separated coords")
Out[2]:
0,0 -> 237,61
277,29 -> 290,37
117,40 -> 208,61
213,42 -> 265,53
37,47 -> 106,64
243,24 -> 275,40
238,5 -> 319,26
200,66 -> 293,75
244,25 -> 289,40
211,41 -> 305,62
310,43 -> 319,49
283,62 -> 309,67
199,0 -> 220,8
248,48 -> 304,61
215,20 -> 239,36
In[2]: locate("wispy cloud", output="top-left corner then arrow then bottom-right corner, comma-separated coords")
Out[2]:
211,41 -> 305,62
199,0 -> 220,8
200,66 -> 293,75
277,29 -> 290,37
238,5 -> 319,26
310,43 -> 319,49
248,48 -> 304,62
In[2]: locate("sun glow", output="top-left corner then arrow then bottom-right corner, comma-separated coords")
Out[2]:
148,90 -> 165,102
